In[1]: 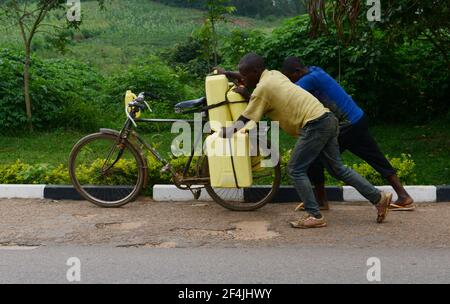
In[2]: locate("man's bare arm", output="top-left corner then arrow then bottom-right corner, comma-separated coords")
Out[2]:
215,67 -> 244,83
220,115 -> 251,139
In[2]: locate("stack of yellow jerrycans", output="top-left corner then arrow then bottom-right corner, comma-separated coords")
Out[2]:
204,74 -> 254,188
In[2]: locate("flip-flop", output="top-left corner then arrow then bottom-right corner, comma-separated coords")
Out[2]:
389,203 -> 416,211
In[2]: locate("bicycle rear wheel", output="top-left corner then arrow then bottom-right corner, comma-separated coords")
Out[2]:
69,133 -> 145,208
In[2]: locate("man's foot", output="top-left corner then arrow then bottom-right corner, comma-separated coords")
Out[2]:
295,202 -> 330,212
290,214 -> 327,229
376,192 -> 393,224
390,196 -> 416,211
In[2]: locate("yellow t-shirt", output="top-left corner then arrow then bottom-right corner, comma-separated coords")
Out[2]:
242,70 -> 329,137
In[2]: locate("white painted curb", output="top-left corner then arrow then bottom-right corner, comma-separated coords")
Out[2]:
153,185 -> 245,202
343,186 -> 437,203
0,185 -> 45,199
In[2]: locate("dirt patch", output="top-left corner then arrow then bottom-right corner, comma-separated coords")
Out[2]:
170,227 -> 235,238
170,221 -> 279,241
232,221 -> 280,241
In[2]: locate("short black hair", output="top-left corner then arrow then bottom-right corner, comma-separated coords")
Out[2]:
239,53 -> 266,72
282,56 -> 305,74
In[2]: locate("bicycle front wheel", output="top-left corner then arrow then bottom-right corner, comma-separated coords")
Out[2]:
69,133 -> 145,208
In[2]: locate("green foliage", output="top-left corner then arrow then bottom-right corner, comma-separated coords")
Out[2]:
103,55 -> 201,124
280,150 -> 417,186
0,48 -> 105,132
154,0 -> 306,18
255,16 -> 449,123
0,155 -> 196,190
220,29 -> 266,68
0,48 -> 204,132
350,154 -> 417,186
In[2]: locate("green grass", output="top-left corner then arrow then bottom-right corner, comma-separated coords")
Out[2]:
1,121 -> 449,185
0,0 -> 281,74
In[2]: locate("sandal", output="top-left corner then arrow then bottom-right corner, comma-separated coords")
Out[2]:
389,203 -> 416,211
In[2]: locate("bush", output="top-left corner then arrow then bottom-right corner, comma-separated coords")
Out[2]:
280,151 -> 416,186
0,155 -> 196,190
104,55 -> 202,118
220,29 -> 266,69
0,48 -> 106,132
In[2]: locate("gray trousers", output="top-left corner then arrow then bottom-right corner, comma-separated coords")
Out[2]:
287,113 -> 381,217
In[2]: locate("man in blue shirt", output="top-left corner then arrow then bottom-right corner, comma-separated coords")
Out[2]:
282,56 -> 415,211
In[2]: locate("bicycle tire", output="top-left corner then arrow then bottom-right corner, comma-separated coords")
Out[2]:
202,158 -> 281,212
69,133 -> 146,208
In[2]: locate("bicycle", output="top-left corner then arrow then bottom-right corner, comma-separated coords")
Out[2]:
69,91 -> 281,211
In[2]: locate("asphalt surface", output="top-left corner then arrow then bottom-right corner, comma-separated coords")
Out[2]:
0,199 -> 449,284
0,246 -> 449,284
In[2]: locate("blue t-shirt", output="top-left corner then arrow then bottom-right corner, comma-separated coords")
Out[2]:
296,66 -> 364,125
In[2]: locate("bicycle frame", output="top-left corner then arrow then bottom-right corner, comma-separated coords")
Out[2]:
111,111 -> 211,193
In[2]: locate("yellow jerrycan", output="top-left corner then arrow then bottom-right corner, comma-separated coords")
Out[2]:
205,132 -> 253,188
227,85 -> 248,121
227,85 -> 261,171
125,90 -> 141,118
205,74 -> 232,131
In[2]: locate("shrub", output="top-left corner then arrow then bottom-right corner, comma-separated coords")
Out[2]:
280,151 -> 416,186
220,29 -> 266,69
0,155 -> 197,190
104,55 -> 198,107
0,48 -> 106,132
350,154 -> 417,186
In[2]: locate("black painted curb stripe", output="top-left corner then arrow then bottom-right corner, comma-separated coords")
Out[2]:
43,185 -> 344,202
437,186 -> 450,202
44,185 -> 83,200
43,185 -> 450,202
244,186 -> 343,203
44,185 -> 134,201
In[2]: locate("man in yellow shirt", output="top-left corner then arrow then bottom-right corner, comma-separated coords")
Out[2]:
221,53 -> 393,228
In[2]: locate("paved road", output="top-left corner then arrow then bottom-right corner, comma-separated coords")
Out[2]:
0,199 -> 449,284
0,246 -> 449,284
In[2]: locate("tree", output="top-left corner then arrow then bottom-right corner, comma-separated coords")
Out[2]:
0,0 -> 104,131
305,0 -> 450,66
382,0 -> 450,68
203,0 -> 236,67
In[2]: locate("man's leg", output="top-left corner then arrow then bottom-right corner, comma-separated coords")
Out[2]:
306,161 -> 329,210
319,117 -> 392,223
288,131 -> 328,219
296,163 -> 330,211
342,116 -> 414,208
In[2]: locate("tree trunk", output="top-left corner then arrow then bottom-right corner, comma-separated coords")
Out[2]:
24,45 -> 33,132
211,18 -> 218,67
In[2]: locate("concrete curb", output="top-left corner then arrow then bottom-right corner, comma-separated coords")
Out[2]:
0,184 -> 449,203
0,185 -> 45,199
153,185 -> 447,204
343,186 -> 437,203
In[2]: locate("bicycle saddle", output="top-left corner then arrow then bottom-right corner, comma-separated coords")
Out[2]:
175,97 -> 206,110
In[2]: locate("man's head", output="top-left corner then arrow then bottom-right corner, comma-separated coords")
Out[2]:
238,53 -> 266,90
282,56 -> 308,83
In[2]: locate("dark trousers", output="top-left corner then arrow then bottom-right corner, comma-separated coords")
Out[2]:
308,115 -> 396,185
